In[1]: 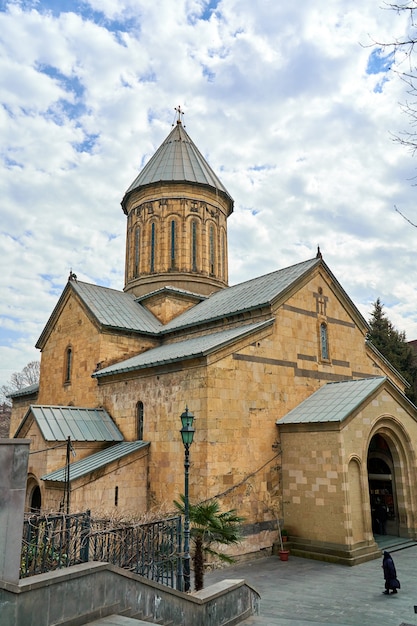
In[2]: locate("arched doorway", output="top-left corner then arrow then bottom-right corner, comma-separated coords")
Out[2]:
367,433 -> 399,536
30,485 -> 41,513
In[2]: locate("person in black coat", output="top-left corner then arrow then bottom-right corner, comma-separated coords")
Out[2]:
382,551 -> 401,594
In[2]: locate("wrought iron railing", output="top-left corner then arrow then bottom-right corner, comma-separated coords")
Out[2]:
88,516 -> 183,588
20,512 -> 183,590
20,511 -> 90,578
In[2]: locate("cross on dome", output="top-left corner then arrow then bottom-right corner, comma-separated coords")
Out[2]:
174,105 -> 185,125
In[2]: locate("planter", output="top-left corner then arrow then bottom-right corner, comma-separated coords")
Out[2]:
279,549 -> 290,561
282,535 -> 288,542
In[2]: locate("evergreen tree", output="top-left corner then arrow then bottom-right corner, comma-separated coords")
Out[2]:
368,299 -> 417,402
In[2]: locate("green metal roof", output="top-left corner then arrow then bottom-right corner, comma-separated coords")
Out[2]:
41,441 -> 149,482
122,121 -> 233,211
162,257 -> 321,333
8,383 -> 39,399
71,281 -> 163,334
15,405 -> 123,442
93,319 -> 273,378
278,377 -> 386,425
35,280 -> 163,350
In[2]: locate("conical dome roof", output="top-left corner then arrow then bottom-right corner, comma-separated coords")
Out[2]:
122,121 -> 233,212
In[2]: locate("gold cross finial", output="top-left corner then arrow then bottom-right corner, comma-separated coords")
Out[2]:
174,105 -> 184,125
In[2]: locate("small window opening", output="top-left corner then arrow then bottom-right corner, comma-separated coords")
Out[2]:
192,221 -> 197,271
320,322 -> 329,360
209,224 -> 215,274
134,226 -> 140,277
150,223 -> 156,272
170,220 -> 176,268
137,401 -> 144,440
115,486 -> 119,507
64,347 -> 72,383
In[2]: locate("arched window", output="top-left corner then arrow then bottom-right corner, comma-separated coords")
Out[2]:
191,220 -> 197,271
320,322 -> 329,360
64,346 -> 72,383
209,224 -> 215,275
170,220 -> 176,268
134,226 -> 140,277
137,401 -> 144,440
221,230 -> 226,280
150,222 -> 156,272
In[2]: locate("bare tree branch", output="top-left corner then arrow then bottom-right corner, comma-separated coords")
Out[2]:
395,204 -> 417,226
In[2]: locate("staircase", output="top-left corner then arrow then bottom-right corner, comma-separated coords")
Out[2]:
87,617 -> 151,626
53,603 -> 174,626
375,534 -> 417,553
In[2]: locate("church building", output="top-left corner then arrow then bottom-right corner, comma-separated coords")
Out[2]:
10,113 -> 417,565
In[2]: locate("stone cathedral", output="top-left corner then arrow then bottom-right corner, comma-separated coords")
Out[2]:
10,115 -> 417,565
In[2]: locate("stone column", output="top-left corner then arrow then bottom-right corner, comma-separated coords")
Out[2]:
0,439 -> 30,584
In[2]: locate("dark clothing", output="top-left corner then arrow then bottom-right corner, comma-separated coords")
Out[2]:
382,551 -> 400,594
376,504 -> 388,535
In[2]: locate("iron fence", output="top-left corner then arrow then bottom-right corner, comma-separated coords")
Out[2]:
88,516 -> 183,588
20,511 -> 90,578
20,512 -> 183,590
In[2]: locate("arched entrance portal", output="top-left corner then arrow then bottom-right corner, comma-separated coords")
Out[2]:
367,434 -> 399,537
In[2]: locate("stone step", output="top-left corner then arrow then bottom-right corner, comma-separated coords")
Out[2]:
387,540 -> 417,553
86,616 -> 154,626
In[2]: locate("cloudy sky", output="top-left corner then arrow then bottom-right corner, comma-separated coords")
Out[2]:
1,0 -> 417,391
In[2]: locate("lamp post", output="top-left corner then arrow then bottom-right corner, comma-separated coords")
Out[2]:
180,406 -> 195,592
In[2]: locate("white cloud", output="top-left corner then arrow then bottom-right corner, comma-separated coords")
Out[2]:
1,0 -> 417,388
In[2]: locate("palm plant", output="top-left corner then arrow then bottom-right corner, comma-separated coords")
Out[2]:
174,496 -> 244,591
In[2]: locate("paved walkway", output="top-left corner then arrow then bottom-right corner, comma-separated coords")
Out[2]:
205,545 -> 417,626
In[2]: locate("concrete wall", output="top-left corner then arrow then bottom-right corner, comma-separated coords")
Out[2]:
0,439 -> 30,584
0,561 -> 259,626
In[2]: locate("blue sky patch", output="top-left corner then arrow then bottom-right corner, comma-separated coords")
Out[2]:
73,132 -> 99,154
36,64 -> 84,98
200,0 -> 221,21
202,65 -> 215,82
366,48 -> 394,75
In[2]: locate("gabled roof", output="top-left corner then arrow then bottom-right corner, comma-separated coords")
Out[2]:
8,383 -> 39,399
161,257 -> 322,333
366,340 -> 409,388
36,280 -> 163,349
135,285 -> 207,305
35,256 -> 369,354
15,405 -> 123,442
122,121 -> 233,212
93,319 -> 273,378
70,281 -> 163,333
278,377 -> 387,425
41,441 -> 149,483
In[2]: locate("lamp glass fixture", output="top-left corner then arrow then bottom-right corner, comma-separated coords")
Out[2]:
180,407 -> 195,446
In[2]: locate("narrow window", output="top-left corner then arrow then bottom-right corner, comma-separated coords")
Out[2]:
221,231 -> 225,280
192,221 -> 197,271
209,224 -> 215,274
320,323 -> 329,360
137,401 -> 144,440
170,220 -> 176,268
114,486 -> 119,507
134,226 -> 140,277
150,223 -> 155,272
64,347 -> 72,383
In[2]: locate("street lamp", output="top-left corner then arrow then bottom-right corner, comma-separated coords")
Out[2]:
180,406 -> 195,592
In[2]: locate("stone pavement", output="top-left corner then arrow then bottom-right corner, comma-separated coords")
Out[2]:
205,545 -> 417,626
